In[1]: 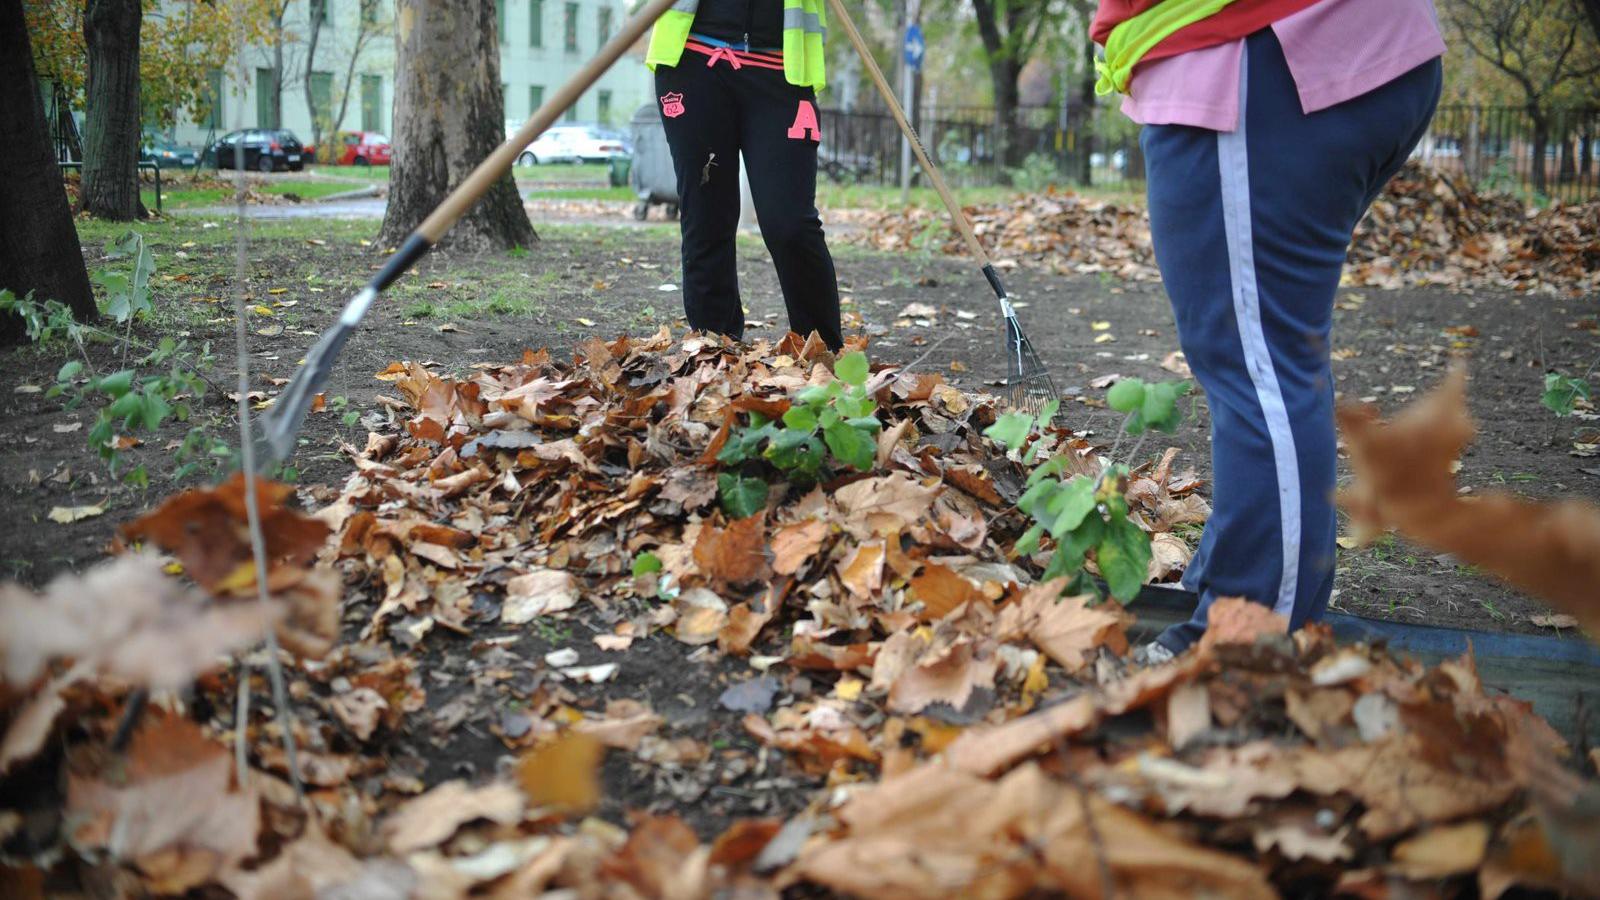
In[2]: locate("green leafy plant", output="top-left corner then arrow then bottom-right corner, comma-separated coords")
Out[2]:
1541,371 -> 1591,417
988,377 -> 1193,602
2,246 -> 226,485
715,351 -> 881,517
92,231 -> 156,325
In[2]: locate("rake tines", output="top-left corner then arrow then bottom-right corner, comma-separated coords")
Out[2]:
1002,309 -> 1060,421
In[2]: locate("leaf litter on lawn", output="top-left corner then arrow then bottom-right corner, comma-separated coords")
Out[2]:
843,162 -> 1599,296
1,331 -> 1596,897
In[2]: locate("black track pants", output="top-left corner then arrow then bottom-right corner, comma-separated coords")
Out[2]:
654,54 -> 842,350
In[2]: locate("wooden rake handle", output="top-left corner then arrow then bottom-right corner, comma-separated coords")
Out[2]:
416,0 -> 680,243
824,0 -> 993,268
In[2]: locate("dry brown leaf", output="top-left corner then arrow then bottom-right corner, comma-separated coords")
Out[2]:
328,688 -> 387,742
1,557 -> 274,771
833,472 -> 942,536
672,588 -> 728,645
1338,367 -> 1600,635
1197,596 -> 1288,655
517,732 -> 602,814
502,568 -> 579,624
121,473 -> 330,596
66,713 -> 259,894
1164,681 -> 1210,750
600,815 -> 708,900
837,540 -> 885,598
771,517 -> 828,576
908,563 -> 986,621
1391,820 -> 1492,880
943,693 -> 1098,776
574,700 -> 663,751
381,779 -> 524,854
718,600 -> 774,656
693,513 -> 771,585
998,584 -> 1130,674
887,639 -> 998,714
220,824 -> 380,900
1253,822 -> 1353,863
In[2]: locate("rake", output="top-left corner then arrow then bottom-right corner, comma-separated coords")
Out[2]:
254,0 -> 680,465
824,0 -> 1060,420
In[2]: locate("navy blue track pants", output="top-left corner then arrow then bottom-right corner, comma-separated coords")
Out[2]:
1145,30 -> 1441,653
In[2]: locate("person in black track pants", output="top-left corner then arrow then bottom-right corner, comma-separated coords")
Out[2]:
644,0 -> 842,350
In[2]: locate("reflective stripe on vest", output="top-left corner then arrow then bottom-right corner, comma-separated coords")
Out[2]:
1095,0 -> 1239,96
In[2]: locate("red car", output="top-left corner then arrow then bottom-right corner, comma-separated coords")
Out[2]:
333,131 -> 391,166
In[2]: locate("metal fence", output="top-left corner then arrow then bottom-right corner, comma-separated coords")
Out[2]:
817,103 -> 1144,192
1414,105 -> 1599,203
819,102 -> 1600,202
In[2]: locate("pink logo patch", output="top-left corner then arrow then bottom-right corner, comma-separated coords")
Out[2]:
786,100 -> 820,141
660,92 -> 685,119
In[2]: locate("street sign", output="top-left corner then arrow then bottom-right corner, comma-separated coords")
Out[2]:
903,23 -> 925,71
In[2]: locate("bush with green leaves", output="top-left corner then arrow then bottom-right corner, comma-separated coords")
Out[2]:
987,377 -> 1193,602
715,351 -> 881,518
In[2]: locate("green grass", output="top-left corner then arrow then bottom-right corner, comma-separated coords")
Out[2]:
513,162 -> 613,183
141,178 -> 358,211
527,186 -> 633,202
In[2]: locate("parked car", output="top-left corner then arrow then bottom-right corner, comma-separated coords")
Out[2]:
514,124 -> 631,165
140,134 -> 199,170
332,130 -> 391,166
203,129 -> 306,172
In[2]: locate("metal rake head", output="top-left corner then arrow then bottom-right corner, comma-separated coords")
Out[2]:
1002,313 -> 1061,422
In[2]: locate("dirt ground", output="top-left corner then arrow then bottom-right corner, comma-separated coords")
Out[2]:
4,216 -> 1594,634
2,213 -> 1597,846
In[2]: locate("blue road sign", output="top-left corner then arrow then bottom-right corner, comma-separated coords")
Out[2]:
903,24 -> 925,71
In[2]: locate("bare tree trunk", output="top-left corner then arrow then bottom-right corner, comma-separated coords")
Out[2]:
82,0 -> 143,220
380,0 -> 534,252
0,0 -> 95,343
304,0 -> 325,153
1529,110 -> 1549,196
1077,36 -> 1094,186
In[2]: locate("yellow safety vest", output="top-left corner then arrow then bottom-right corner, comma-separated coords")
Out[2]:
645,0 -> 829,93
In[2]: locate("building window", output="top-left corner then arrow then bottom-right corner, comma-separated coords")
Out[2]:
529,0 -> 543,46
256,67 -> 279,129
310,71 -> 334,130
204,68 -> 224,129
310,0 -> 329,25
529,84 -> 545,115
362,73 -> 383,132
496,0 -> 506,42
564,99 -> 578,122
360,0 -> 378,25
564,2 -> 578,52
597,4 -> 611,44
597,89 -> 611,124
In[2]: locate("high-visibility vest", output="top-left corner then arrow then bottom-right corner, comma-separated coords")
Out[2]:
1092,0 -> 1322,95
646,0 -> 829,93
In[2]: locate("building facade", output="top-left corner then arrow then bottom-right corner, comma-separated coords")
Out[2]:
172,0 -> 649,150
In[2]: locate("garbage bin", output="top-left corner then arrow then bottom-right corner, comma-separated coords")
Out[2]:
608,154 -> 632,188
628,102 -> 679,221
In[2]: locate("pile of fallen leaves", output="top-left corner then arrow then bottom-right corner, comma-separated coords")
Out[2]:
840,162 -> 1600,295
3,333 -> 1597,898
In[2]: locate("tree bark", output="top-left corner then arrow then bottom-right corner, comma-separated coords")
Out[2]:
1529,111 -> 1549,196
304,0 -> 325,152
380,0 -> 534,252
0,0 -> 95,343
82,0 -> 144,220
